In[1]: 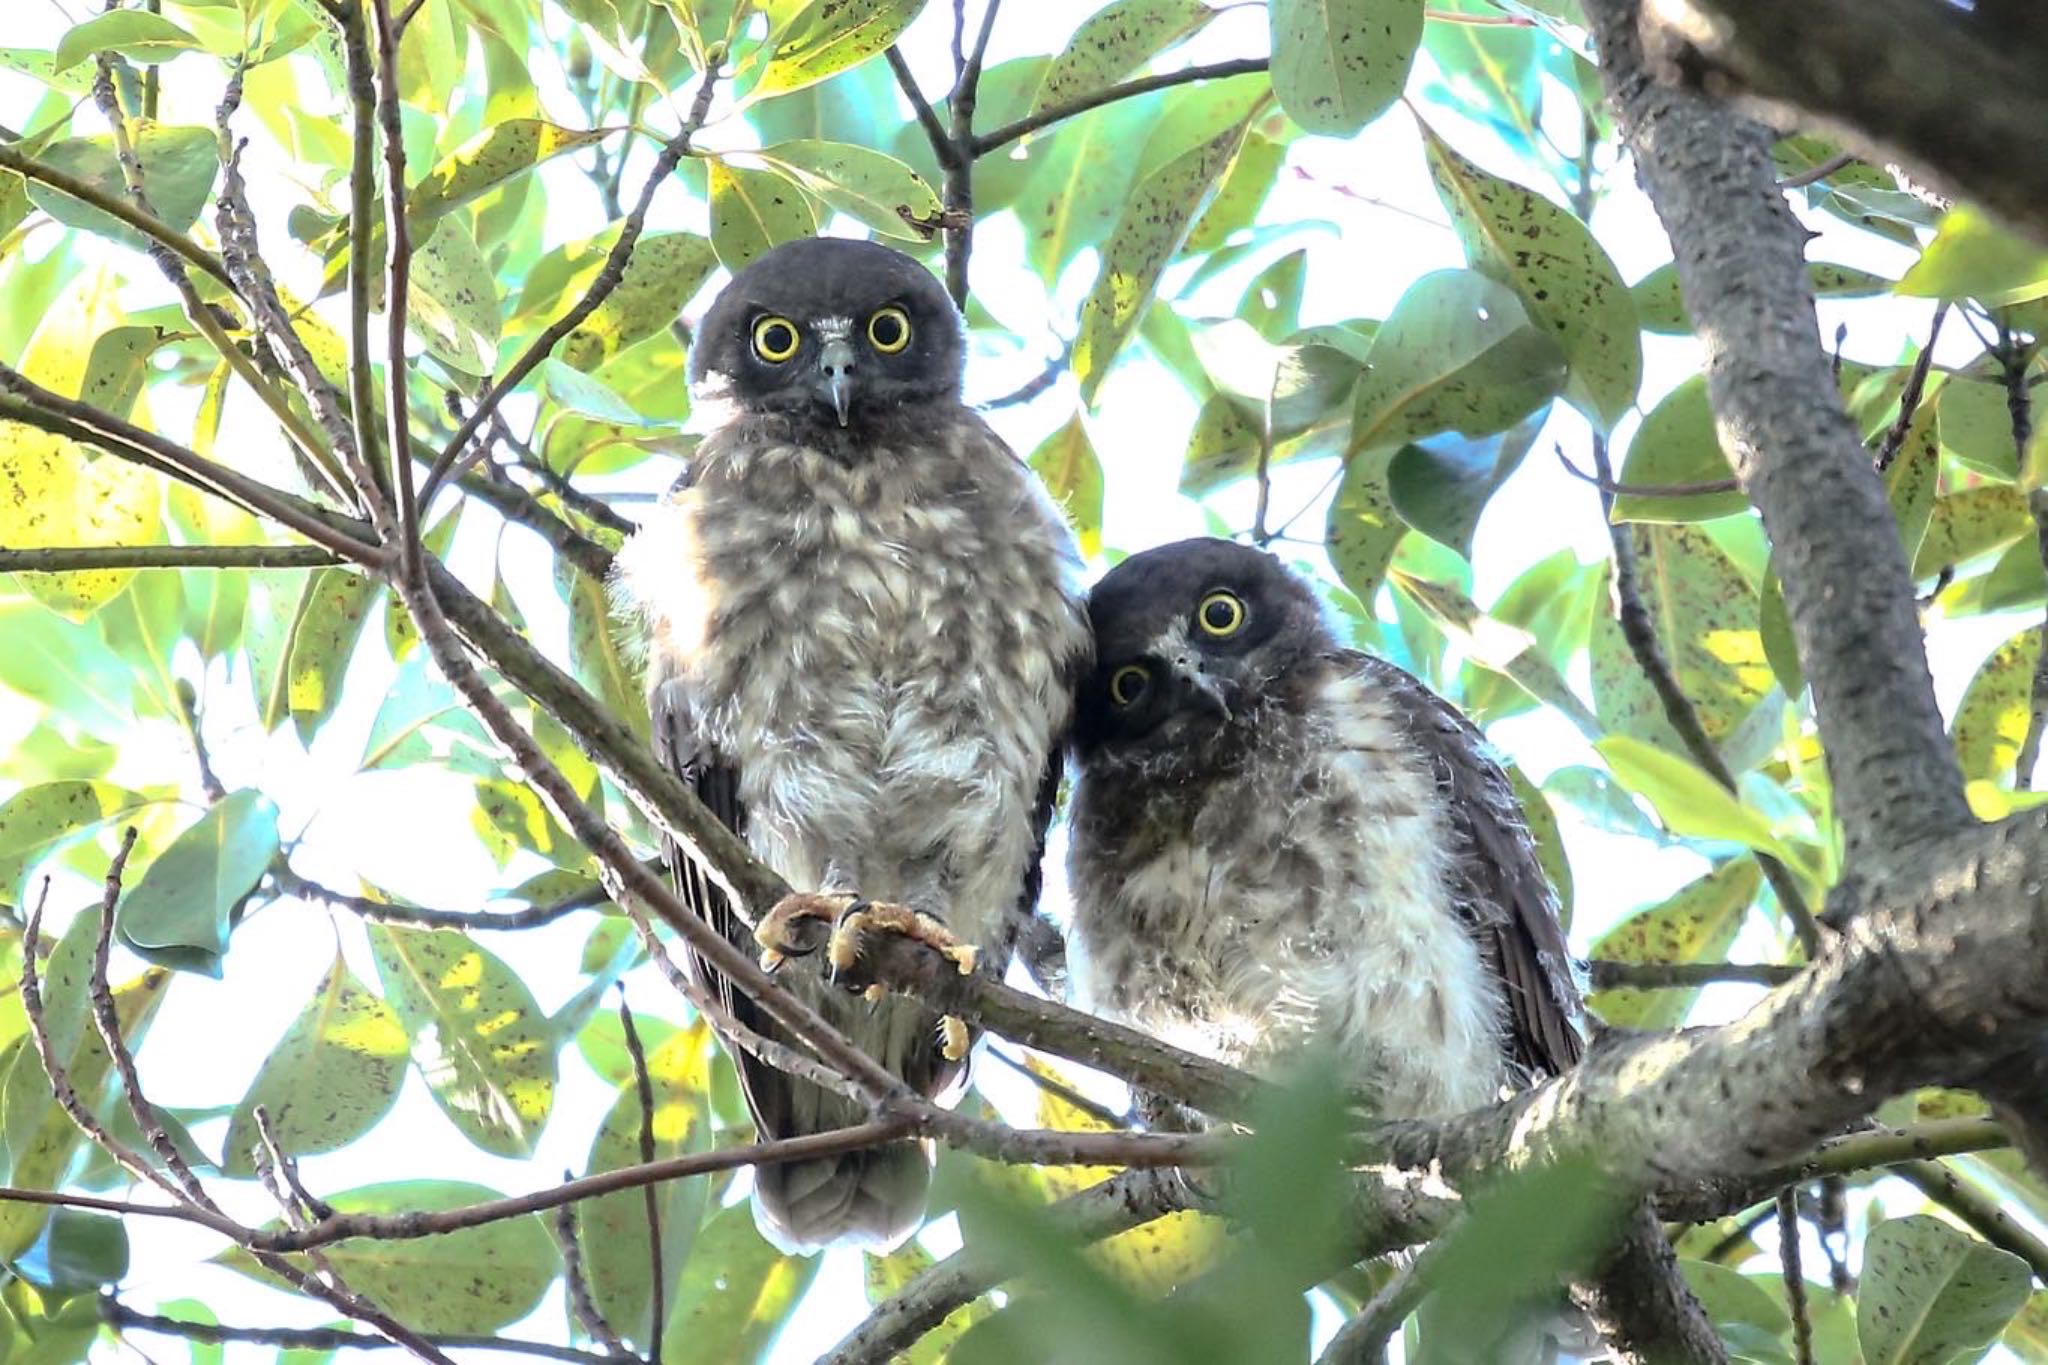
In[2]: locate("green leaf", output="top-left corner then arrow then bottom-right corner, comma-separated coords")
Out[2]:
408,120 -> 609,221
26,124 -> 219,248
563,561 -> 648,745
1896,205 -> 2048,306
1348,269 -> 1565,452
116,790 -> 279,977
1596,736 -> 1801,864
0,781 -> 156,909
1759,563 -> 1802,698
0,599 -> 139,738
1914,486 -> 2032,578
1937,377 -> 2047,482
218,952 -> 408,1177
13,1209 -> 128,1295
753,0 -> 927,100
661,1203 -> 822,1364
1017,97 -> 1157,284
582,1024 -> 714,1349
1389,567 -> 1602,739
286,568 -> 381,745
1387,416 -> 1541,556
1459,550 -> 1600,724
560,231 -> 716,370
1030,0 -> 1215,118
1422,123 -> 1641,430
1270,0 -> 1419,135
1858,1215 -> 2031,1365
1586,862 -> 1761,1029
1951,627 -> 2038,785
1074,87 -> 1264,399
1029,415 -> 1105,559
0,956 -> 169,1260
370,926 -> 557,1156
1589,525 -> 1771,748
219,1181 -> 558,1333
1885,404 -> 1941,570
407,215 -> 499,375
52,12 -> 202,72
1610,376 -> 1749,523
0,269 -> 163,618
706,159 -> 816,272
749,140 -> 940,240
1327,447 -> 1402,606
1631,259 -> 1893,335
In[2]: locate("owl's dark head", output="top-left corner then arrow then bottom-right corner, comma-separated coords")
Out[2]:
689,237 -> 963,435
1074,537 -> 1333,757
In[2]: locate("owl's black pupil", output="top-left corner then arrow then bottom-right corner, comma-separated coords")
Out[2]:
874,315 -> 902,346
762,323 -> 793,352
1204,600 -> 1234,628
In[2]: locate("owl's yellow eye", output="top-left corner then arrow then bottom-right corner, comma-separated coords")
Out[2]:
752,315 -> 801,363
1196,590 -> 1246,638
1108,664 -> 1150,707
867,305 -> 912,354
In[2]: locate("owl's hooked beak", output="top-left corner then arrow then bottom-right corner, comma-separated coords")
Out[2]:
1169,656 -> 1233,721
814,337 -> 858,427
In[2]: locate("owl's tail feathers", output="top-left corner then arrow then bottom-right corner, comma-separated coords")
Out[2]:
752,1140 -> 930,1254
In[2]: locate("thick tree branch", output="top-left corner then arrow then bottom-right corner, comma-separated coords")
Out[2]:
1634,0 -> 2048,244
1587,0 -> 1974,881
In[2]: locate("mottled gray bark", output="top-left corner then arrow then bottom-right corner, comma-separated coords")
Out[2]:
1586,0 -> 1974,888
1632,0 -> 2048,245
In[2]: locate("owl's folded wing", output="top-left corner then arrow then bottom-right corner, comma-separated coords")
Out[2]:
1341,651 -> 1586,1079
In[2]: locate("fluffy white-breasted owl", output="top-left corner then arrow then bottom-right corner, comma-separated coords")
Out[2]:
614,238 -> 1090,1251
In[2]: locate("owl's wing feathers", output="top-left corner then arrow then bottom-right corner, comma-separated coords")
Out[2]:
1339,651 -> 1585,1079
648,671 -> 792,1137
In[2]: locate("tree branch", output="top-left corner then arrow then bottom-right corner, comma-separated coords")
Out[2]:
1584,436 -> 1820,956
1586,959 -> 1802,989
101,1301 -> 617,1365
0,545 -> 341,572
972,59 -> 1271,157
1586,0 -> 1974,883
422,66 -> 721,502
1633,0 -> 2048,244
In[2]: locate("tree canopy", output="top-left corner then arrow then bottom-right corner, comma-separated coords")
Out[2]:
0,0 -> 2045,1361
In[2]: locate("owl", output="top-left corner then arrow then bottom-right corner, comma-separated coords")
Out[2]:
613,237 -> 1091,1251
1064,537 -> 1581,1120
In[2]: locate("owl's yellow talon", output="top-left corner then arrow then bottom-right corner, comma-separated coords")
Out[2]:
754,892 -> 861,957
759,947 -> 786,972
752,892 -> 981,987
939,1015 -> 970,1062
862,983 -> 887,1006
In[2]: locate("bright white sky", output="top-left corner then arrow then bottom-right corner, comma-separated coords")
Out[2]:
0,1 -> 2033,1361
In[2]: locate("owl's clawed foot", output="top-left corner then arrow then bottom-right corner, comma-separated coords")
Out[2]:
754,893 -> 981,981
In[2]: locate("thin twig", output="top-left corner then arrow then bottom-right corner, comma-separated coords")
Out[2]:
1775,151 -> 1856,189
423,66 -> 721,501
1583,433 -> 1823,958
553,1194 -> 631,1358
1777,1189 -> 1814,1365
274,862 -> 613,931
0,545 -> 341,572
618,995 -> 665,1359
1585,960 -> 1803,989
372,0 -> 422,572
1872,304 -> 1946,472
333,0 -> 396,517
884,48 -> 958,171
0,141 -> 234,287
1315,1231 -> 1453,1364
101,1302 -> 617,1365
88,829 -> 216,1209
1556,444 -> 1738,498
982,1046 -> 1132,1130
973,58 -> 1270,156
1895,1158 -> 2048,1280
982,346 -> 1068,409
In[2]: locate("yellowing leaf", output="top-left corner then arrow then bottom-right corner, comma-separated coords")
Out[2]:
1586,862 -> 1760,1029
